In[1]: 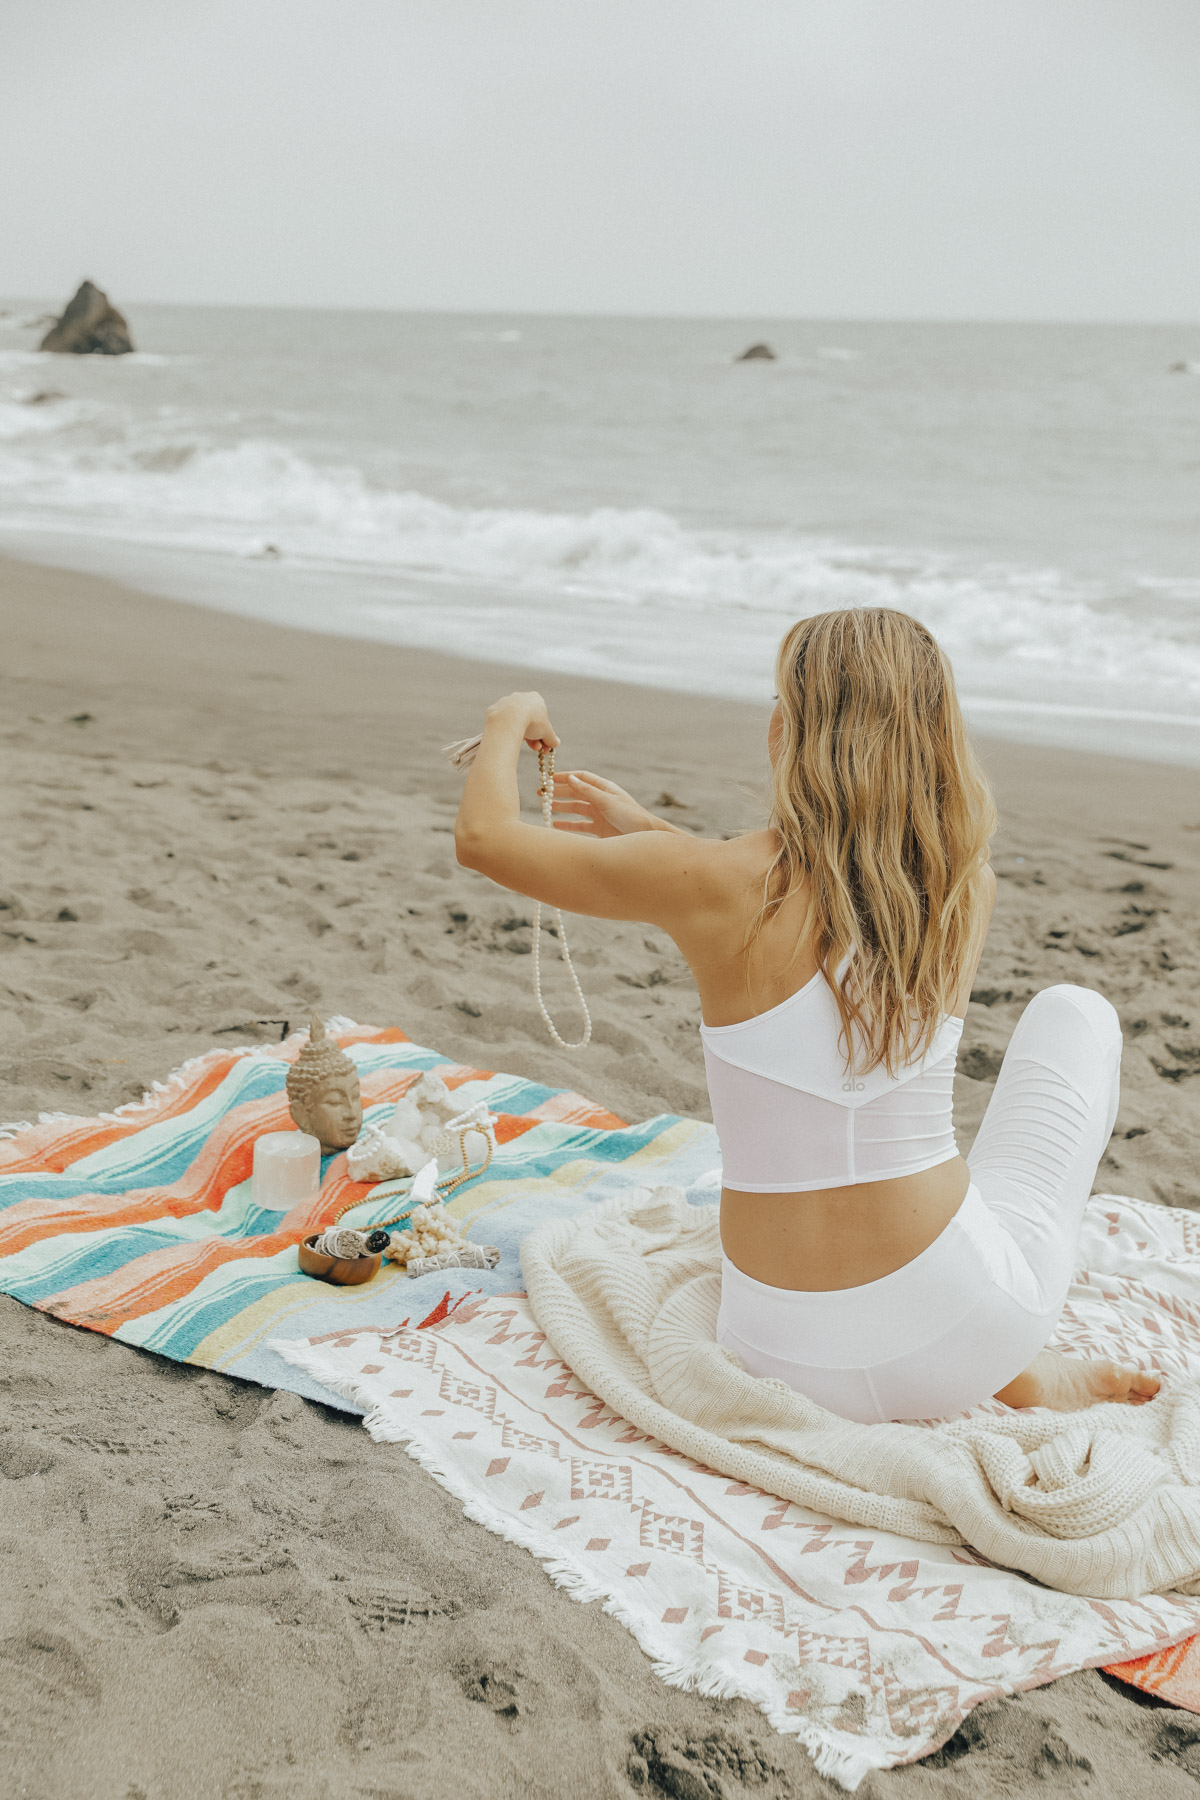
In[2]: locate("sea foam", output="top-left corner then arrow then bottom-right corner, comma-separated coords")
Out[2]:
2,323 -> 1200,761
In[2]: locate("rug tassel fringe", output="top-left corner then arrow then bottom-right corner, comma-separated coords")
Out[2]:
0,1017 -> 365,1142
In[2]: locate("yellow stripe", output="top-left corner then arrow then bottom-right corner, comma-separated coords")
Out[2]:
453,1120 -> 712,1231
191,1261 -> 411,1369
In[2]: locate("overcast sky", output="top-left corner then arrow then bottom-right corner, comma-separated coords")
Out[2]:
3,1 -> 1198,320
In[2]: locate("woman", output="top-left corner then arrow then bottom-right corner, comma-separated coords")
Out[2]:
455,608 -> 1159,1423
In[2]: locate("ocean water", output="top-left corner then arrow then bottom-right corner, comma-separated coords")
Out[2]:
1,302 -> 1198,762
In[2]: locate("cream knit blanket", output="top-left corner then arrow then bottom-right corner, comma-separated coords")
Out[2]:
520,1185 -> 1200,1600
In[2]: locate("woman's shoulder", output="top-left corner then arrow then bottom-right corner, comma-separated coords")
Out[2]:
713,827 -> 778,872
667,826 -> 777,884
662,828 -> 785,926
616,825 -> 776,913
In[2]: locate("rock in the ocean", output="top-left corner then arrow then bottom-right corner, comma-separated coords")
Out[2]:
736,342 -> 777,361
40,281 -> 133,356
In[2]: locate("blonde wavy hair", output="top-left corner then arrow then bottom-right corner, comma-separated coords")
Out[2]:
756,608 -> 996,1075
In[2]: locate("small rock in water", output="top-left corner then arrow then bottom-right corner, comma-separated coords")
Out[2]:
40,281 -> 134,356
735,342 -> 777,361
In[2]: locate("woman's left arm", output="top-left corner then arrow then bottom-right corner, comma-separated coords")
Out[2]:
454,692 -> 716,928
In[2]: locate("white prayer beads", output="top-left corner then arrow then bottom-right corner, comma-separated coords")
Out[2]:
443,735 -> 592,1052
531,747 -> 592,1050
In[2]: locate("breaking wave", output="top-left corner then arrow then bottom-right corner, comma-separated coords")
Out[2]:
2,413 -> 1200,714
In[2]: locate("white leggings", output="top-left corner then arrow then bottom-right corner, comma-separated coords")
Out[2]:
715,985 -> 1122,1423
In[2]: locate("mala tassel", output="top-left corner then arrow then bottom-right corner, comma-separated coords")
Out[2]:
442,734 -> 482,771
381,1190 -> 496,1275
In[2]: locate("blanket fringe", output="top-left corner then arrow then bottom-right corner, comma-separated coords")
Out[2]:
267,1336 -> 884,1792
0,1016 -> 365,1142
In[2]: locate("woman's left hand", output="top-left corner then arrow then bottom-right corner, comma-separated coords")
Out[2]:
551,770 -> 658,837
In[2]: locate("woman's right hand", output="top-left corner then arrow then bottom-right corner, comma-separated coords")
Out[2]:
551,770 -> 659,838
486,691 -> 559,754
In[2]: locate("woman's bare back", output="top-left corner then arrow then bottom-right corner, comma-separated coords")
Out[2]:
661,830 -> 986,1293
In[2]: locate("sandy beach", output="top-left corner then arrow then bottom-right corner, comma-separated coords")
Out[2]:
4,549 -> 1200,1799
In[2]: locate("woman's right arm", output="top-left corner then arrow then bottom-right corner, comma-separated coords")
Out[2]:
454,693 -> 721,929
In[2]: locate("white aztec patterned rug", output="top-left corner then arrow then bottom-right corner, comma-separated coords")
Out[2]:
274,1191 -> 1200,1792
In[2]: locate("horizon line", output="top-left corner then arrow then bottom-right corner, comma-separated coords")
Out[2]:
2,292 -> 1199,332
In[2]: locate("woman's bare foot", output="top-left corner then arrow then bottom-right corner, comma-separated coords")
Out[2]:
995,1349 -> 1161,1411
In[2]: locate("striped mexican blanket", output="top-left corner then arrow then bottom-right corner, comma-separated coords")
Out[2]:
0,1020 -> 1194,1728
0,1021 -> 717,1405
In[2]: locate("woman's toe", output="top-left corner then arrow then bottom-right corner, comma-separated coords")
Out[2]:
1099,1362 -> 1130,1401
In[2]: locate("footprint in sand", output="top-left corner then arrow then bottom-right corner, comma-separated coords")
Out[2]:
0,1632 -> 99,1753
627,1724 -> 787,1797
924,1700 -> 1093,1781
1154,1713 -> 1200,1780
458,1657 -> 529,1723
349,1587 -> 459,1633
0,1435 -> 57,1479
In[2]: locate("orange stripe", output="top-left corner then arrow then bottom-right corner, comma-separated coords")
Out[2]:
24,1122 -> 412,1328
37,1155 -> 398,1331
528,1092 -> 628,1129
1105,1636 -> 1200,1710
41,1230 -> 302,1331
493,1115 -> 539,1146
439,1061 -> 497,1087
0,1069 -> 422,1257
337,1026 -> 411,1047
0,1023 -> 407,1177
0,1093 -> 292,1255
0,1052 -> 244,1176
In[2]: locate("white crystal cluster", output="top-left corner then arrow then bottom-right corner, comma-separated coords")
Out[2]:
384,1199 -> 467,1267
336,1070 -> 501,1274
345,1072 -> 496,1184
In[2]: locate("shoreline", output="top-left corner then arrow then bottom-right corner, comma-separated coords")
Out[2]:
5,525 -> 1200,772
3,544 -> 1198,829
4,548 -> 1200,1795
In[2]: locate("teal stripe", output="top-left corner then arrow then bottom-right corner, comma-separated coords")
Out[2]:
0,1029 -> 720,1411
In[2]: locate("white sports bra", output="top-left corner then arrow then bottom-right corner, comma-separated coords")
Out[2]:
700,967 -> 963,1193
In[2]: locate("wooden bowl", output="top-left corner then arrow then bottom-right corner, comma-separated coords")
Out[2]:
298,1234 -> 382,1286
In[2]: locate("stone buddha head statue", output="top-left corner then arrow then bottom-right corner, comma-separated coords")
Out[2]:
286,1013 -> 362,1153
